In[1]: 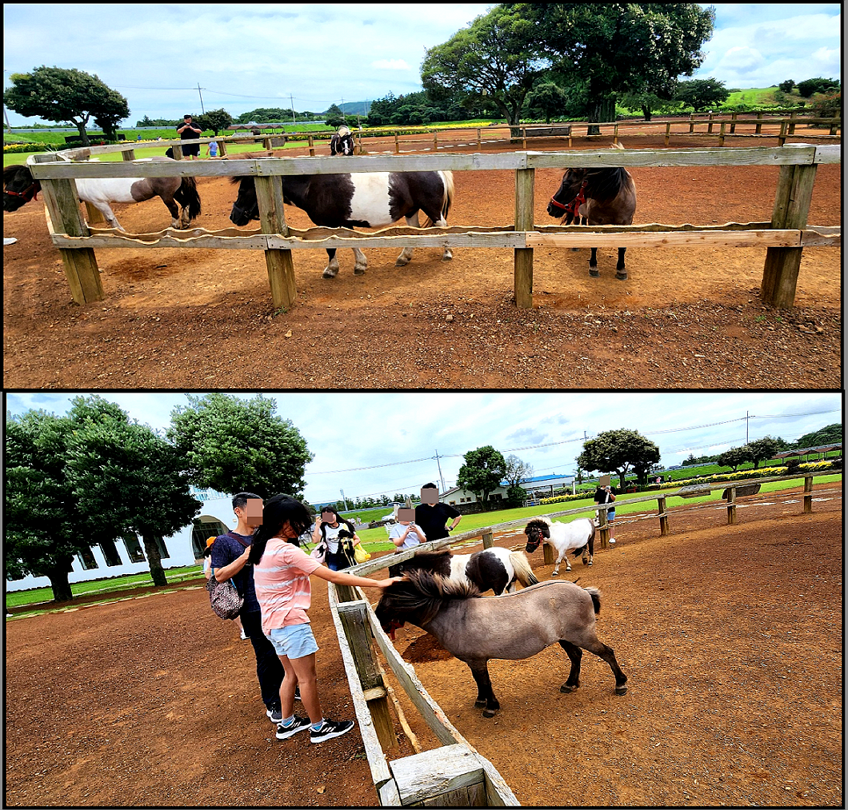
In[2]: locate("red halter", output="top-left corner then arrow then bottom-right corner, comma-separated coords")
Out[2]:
550,179 -> 587,220
5,182 -> 40,202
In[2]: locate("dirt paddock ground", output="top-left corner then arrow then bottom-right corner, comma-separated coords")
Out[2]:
2,131 -> 841,389
5,483 -> 842,807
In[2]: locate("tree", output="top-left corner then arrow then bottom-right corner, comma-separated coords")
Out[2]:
577,429 -> 660,489
195,108 -> 233,136
526,81 -> 568,123
795,423 -> 842,448
324,104 -> 345,128
5,410 -> 94,601
4,66 -> 129,146
674,78 -> 730,111
421,5 -> 549,127
746,437 -> 781,469
64,396 -> 201,587
502,454 -> 533,507
717,445 -> 752,472
456,445 -> 507,510
517,3 -> 714,131
167,393 -> 313,500
778,79 -> 796,94
796,77 -> 840,98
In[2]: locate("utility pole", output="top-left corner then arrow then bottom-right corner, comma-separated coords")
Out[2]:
197,83 -> 205,115
746,411 -> 749,445
290,93 -> 296,126
340,489 -> 349,512
434,450 -> 446,493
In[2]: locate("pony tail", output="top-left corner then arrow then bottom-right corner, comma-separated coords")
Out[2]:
420,171 -> 453,228
177,176 -> 202,220
584,586 -> 602,614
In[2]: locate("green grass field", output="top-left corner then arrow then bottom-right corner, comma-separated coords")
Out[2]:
6,472 -> 840,615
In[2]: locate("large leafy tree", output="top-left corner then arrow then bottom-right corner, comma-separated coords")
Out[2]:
578,429 -> 660,488
4,66 -> 129,146
456,445 -> 507,510
195,108 -> 233,136
421,5 -> 549,126
674,78 -> 730,111
64,396 -> 200,587
514,3 -> 715,130
746,437 -> 781,470
167,393 -> 313,500
717,446 -> 753,472
5,410 -> 98,602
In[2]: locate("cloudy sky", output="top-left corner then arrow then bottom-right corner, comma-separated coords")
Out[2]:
5,392 -> 841,505
3,4 -> 840,127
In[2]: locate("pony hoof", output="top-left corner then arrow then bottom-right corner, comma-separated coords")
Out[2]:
482,709 -> 497,718
587,560 -> 593,566
616,271 -> 628,280
322,269 -> 338,279
615,686 -> 628,696
551,572 -> 559,578
589,268 -> 600,277
474,699 -> 487,708
560,684 -> 579,693
354,267 -> 367,275
395,258 -> 410,267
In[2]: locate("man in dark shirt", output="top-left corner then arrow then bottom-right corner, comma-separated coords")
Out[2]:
176,114 -> 202,159
211,491 -> 287,724
414,483 -> 462,542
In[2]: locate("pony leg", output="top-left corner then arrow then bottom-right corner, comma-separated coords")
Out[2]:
396,213 -> 419,266
467,660 -> 499,718
323,248 -> 340,278
552,549 -> 570,576
558,640 -> 583,693
615,247 -> 627,280
589,247 -> 599,277
580,637 -> 628,695
89,201 -> 122,230
162,198 -> 182,229
352,247 -> 367,275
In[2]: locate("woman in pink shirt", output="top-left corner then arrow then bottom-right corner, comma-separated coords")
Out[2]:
249,494 -> 399,744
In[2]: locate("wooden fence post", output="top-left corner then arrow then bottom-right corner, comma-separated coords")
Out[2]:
336,602 -> 397,751
756,112 -> 763,134
172,144 -> 184,160
482,530 -> 494,550
760,161 -> 818,308
657,495 -> 669,536
254,175 -> 297,310
718,121 -> 726,147
665,122 -> 671,147
477,127 -> 482,149
597,509 -> 610,550
707,113 -> 714,134
778,120 -> 788,146
121,148 -> 136,162
726,486 -> 737,525
307,135 -> 314,156
803,474 -> 814,514
35,169 -> 103,304
613,124 -> 619,145
513,166 -> 534,308
394,132 -> 400,154
730,112 -> 737,134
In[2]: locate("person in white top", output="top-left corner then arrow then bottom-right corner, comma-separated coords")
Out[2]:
388,507 -> 427,577
312,508 -> 363,571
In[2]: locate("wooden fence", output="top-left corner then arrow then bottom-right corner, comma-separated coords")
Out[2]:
324,471 -> 834,804
29,143 -> 840,311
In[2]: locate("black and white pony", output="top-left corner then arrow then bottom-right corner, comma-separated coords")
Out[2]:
398,547 -> 538,596
547,145 -> 637,279
230,170 -> 454,277
3,158 -> 201,231
330,125 -> 355,156
524,516 -> 596,576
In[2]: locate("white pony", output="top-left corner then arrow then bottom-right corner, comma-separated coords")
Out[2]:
523,516 -> 596,576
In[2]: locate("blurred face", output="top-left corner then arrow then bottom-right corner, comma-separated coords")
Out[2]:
236,498 -> 264,527
420,488 -> 439,505
321,510 -> 337,524
397,508 -> 414,523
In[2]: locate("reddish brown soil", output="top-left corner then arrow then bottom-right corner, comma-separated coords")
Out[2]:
5,483 -> 842,807
3,131 -> 840,389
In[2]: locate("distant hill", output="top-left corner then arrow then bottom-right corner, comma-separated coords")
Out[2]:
322,100 -> 371,117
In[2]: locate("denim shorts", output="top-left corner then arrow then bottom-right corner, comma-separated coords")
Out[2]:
266,623 -> 319,659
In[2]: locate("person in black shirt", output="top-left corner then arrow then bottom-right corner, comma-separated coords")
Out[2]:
414,483 -> 461,542
176,114 -> 202,159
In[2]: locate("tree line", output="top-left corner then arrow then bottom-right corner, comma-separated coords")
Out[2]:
6,6 -> 839,145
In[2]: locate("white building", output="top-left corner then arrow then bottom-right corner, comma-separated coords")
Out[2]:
6,488 -> 238,593
441,473 -> 575,508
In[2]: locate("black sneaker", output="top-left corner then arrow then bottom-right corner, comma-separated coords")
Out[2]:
310,718 -> 355,743
275,716 -> 311,740
266,705 -> 283,724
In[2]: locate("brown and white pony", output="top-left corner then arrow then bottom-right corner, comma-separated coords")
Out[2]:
3,158 -> 201,230
330,125 -> 355,156
230,169 -> 454,277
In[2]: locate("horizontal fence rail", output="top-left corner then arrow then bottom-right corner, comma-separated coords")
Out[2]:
27,144 -> 841,310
